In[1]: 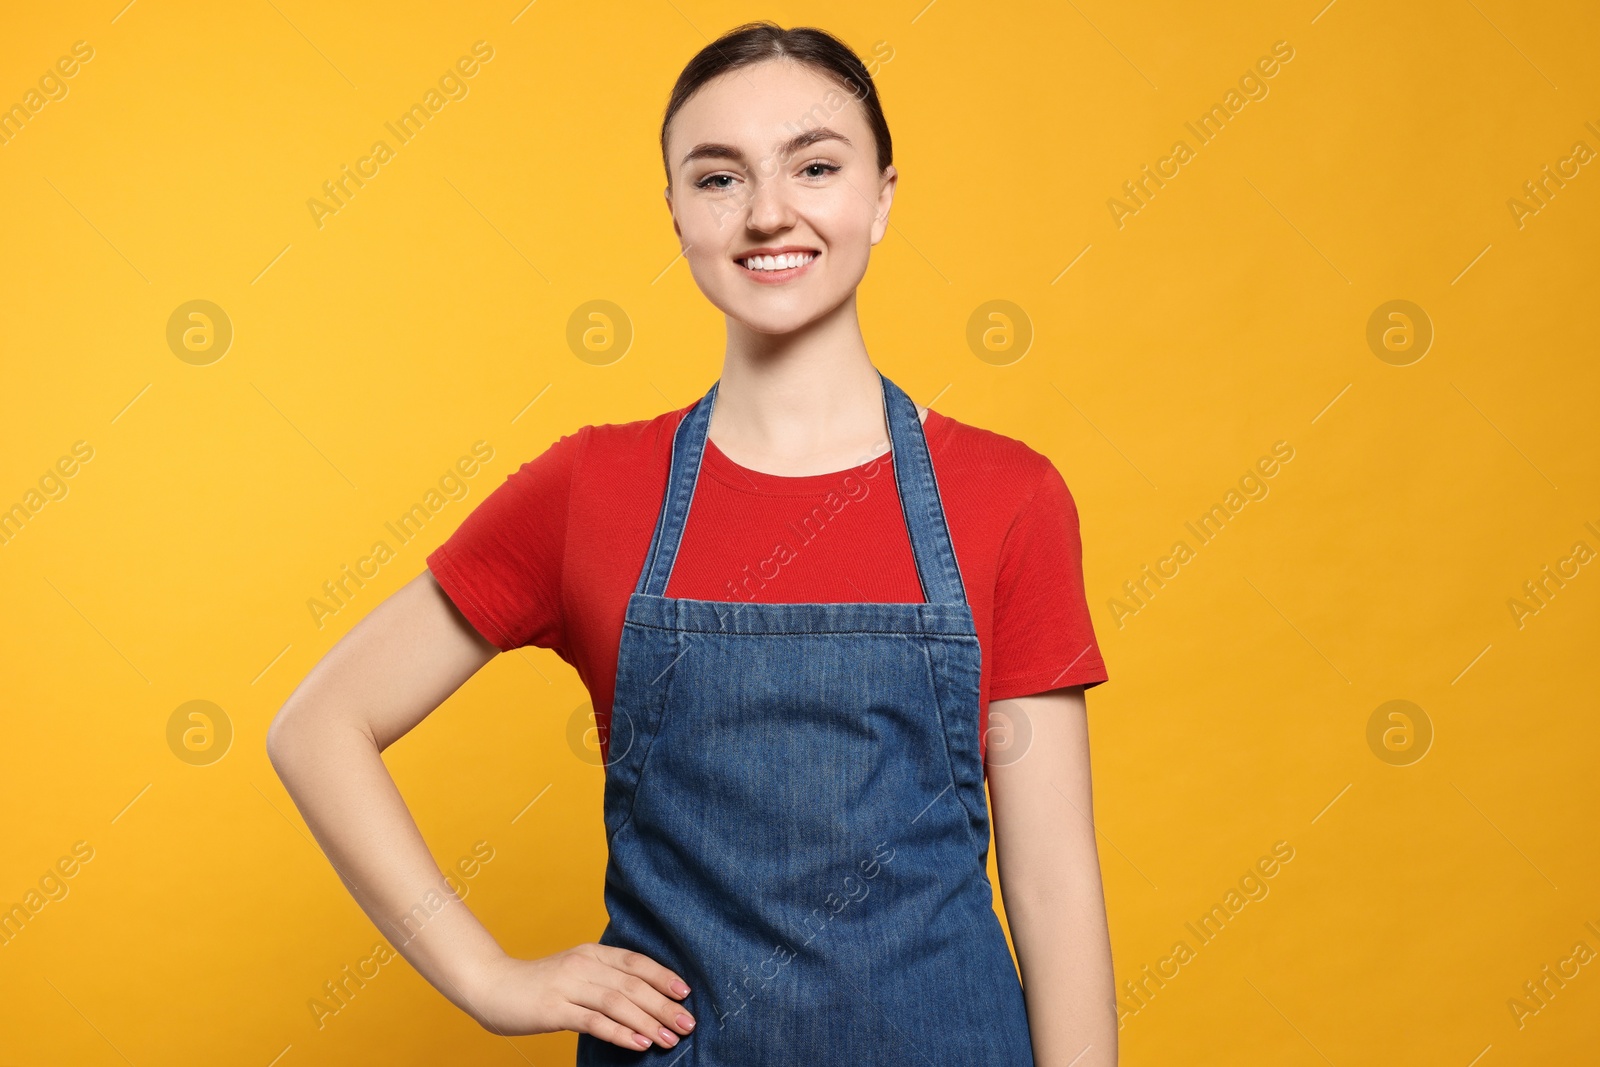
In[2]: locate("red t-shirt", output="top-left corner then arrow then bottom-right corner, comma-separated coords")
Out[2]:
425,401 -> 1108,768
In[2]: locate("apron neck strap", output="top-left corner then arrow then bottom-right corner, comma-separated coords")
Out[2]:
635,369 -> 969,606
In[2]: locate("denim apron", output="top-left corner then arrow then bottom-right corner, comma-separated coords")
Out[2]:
576,370 -> 1036,1065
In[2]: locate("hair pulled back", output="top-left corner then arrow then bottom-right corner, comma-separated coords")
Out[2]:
659,21 -> 892,188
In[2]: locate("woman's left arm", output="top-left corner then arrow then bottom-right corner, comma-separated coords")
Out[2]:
987,684 -> 1118,1066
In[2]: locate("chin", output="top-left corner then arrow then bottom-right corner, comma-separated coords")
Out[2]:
742,313 -> 824,336
735,290 -> 862,336
702,282 -> 858,338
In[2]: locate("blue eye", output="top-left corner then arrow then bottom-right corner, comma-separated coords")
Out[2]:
695,174 -> 736,190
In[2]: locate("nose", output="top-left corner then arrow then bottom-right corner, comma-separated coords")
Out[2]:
742,169 -> 797,234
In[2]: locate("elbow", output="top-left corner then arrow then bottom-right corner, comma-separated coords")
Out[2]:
264,702 -> 304,774
266,698 -> 372,775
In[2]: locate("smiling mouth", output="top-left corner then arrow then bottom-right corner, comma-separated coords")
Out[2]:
734,250 -> 819,285
736,250 -> 819,274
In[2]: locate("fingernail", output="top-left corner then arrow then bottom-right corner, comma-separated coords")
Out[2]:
677,1013 -> 695,1031
633,1033 -> 651,1049
671,980 -> 690,997
659,1028 -> 678,1047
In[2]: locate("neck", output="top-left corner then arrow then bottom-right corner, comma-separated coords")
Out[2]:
709,294 -> 922,477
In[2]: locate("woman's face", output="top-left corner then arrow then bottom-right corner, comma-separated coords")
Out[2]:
663,58 -> 897,336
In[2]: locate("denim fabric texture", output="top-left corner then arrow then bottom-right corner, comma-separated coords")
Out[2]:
575,371 -> 1036,1065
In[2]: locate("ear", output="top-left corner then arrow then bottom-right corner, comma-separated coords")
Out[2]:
870,165 -> 898,247
664,185 -> 681,241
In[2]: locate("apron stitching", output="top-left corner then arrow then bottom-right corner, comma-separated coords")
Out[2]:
609,631 -> 690,841
622,621 -> 974,638
917,641 -> 988,863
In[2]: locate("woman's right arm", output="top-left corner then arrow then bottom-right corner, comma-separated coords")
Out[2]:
265,569 -> 696,1053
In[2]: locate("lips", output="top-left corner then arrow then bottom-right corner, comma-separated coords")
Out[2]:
735,244 -> 819,262
735,248 -> 819,283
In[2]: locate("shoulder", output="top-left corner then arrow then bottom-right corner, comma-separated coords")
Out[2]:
547,396 -> 697,454
924,409 -> 1060,498
540,399 -> 698,472
922,409 -> 1084,555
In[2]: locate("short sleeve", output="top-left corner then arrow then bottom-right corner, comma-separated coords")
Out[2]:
425,429 -> 583,654
988,457 -> 1109,698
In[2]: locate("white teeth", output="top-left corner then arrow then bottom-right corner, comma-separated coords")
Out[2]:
740,252 -> 816,271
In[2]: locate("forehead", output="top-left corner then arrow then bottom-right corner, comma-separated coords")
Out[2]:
667,58 -> 869,160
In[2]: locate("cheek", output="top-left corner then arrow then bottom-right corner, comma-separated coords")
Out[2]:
814,216 -> 875,274
814,190 -> 878,248
680,238 -> 738,296
678,194 -> 744,244
671,211 -> 726,265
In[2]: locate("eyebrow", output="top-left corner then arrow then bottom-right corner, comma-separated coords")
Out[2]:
679,126 -> 854,171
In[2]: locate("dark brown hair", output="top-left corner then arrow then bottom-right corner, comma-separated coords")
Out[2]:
659,21 -> 892,188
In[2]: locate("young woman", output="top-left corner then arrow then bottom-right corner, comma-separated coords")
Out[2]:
269,22 -> 1116,1066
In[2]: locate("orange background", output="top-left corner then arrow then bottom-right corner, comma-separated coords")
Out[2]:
1,1 -> 1596,1063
